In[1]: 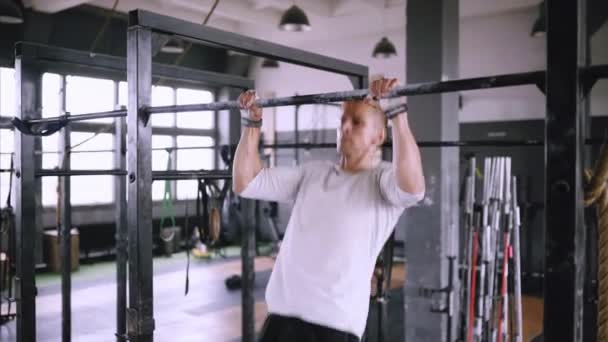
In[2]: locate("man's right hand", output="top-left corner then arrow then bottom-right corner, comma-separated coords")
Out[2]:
238,90 -> 263,122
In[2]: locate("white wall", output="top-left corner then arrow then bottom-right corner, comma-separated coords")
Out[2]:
249,5 -> 608,129
459,8 -> 546,122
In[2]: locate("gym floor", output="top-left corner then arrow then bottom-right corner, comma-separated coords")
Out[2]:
0,254 -> 543,342
1,254 -> 271,342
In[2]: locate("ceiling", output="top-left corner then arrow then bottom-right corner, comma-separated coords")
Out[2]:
25,0 -> 541,44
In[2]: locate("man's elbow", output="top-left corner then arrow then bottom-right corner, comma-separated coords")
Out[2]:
233,183 -> 244,196
232,170 -> 246,195
397,178 -> 425,197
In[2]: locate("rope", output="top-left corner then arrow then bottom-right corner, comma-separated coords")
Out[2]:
69,124 -> 115,151
584,142 -> 608,341
89,0 -> 121,54
172,0 -> 220,66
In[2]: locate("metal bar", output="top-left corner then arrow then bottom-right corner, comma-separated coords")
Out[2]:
512,177 -> 523,342
0,116 -> 12,129
19,65 -> 608,127
36,169 -> 128,177
294,104 -> 299,164
3,116 -> 215,137
115,108 -> 128,340
266,140 -> 547,148
27,109 -> 126,124
15,42 -> 253,89
241,199 -> 257,342
33,169 -> 234,179
146,70 -> 545,115
152,170 -> 231,180
58,76 -> 72,342
129,10 -> 368,78
543,0 -> 586,341
3,137 -> 606,159
14,51 -> 38,342
586,64 -> 608,79
127,26 -> 155,342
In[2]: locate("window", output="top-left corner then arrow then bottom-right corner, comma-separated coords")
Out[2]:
42,73 -> 62,118
66,76 -> 114,123
0,68 -> 15,207
6,72 -> 217,209
0,130 -> 13,207
176,136 -> 214,199
0,68 -> 15,116
70,133 -> 114,205
41,135 -> 59,207
151,86 -> 175,127
118,81 -> 127,107
176,88 -> 214,129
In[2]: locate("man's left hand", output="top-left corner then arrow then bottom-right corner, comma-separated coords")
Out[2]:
368,77 -> 398,100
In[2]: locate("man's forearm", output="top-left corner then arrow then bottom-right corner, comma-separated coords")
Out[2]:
233,126 -> 263,194
391,114 -> 425,194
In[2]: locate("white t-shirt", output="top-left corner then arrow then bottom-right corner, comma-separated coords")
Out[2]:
240,160 -> 423,339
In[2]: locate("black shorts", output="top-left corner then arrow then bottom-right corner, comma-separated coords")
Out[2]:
258,314 -> 359,342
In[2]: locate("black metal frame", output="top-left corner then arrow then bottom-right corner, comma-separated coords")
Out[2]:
16,42 -> 252,89
9,5 -> 606,341
14,42 -> 39,342
58,76 -> 71,342
543,0 -> 588,340
114,114 -> 128,342
126,9 -> 369,342
11,42 -> 254,342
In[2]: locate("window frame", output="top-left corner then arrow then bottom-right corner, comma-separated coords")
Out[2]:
0,68 -> 218,207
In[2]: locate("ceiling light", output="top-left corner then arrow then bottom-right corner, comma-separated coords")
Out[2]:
161,39 -> 184,54
279,5 -> 311,32
372,37 -> 397,59
0,0 -> 23,24
531,2 -> 545,37
262,59 -> 279,68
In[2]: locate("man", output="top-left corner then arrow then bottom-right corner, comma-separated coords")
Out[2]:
233,78 -> 425,342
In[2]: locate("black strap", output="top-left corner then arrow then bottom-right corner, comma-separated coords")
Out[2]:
384,103 -> 408,119
196,179 -> 210,244
184,202 -> 190,296
11,116 -> 68,136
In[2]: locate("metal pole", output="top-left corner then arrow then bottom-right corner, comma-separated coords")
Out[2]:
511,177 -> 523,342
241,199 -> 257,342
145,71 -> 544,115
21,69 -> 549,127
14,50 -> 38,342
58,75 -> 72,342
463,157 -> 476,342
152,170 -> 231,181
127,25 -> 155,342
36,169 -> 128,177
3,139 -> 606,152
115,110 -> 128,340
544,0 -> 586,340
294,102 -> 299,164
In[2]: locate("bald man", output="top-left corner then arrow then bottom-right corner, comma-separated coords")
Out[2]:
233,78 -> 425,342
